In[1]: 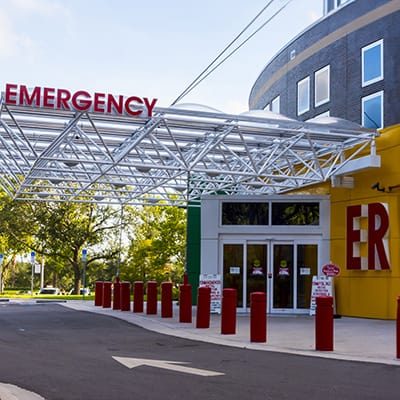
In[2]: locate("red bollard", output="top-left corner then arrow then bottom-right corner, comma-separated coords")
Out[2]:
120,282 -> 131,311
102,281 -> 112,308
94,281 -> 103,306
113,280 -> 121,310
315,296 -> 334,351
146,281 -> 158,315
221,288 -> 237,335
250,292 -> 267,343
161,282 -> 173,318
179,284 -> 192,323
397,296 -> 400,359
196,286 -> 211,329
133,281 -> 144,313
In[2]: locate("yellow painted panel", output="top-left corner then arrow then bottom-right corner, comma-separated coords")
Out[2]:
335,276 -> 398,319
293,126 -> 400,319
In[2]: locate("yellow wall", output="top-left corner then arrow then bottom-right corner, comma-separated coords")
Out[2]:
298,125 -> 400,319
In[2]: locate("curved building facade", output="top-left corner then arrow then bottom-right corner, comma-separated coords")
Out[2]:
249,0 -> 400,129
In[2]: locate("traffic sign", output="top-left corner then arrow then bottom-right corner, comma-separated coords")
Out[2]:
0,254 -> 3,265
82,248 -> 87,262
34,262 -> 41,274
30,251 -> 35,264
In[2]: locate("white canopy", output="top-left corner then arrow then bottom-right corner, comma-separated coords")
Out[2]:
0,95 -> 379,206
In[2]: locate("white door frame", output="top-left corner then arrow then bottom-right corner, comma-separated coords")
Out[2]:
221,237 -> 321,314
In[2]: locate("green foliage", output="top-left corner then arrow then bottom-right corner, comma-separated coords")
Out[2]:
121,205 -> 186,285
0,190 -> 186,291
0,192 -> 122,293
32,202 -> 121,292
0,289 -> 94,301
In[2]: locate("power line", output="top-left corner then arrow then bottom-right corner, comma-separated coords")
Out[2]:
174,0 -> 292,105
171,0 -> 275,105
171,0 -> 289,106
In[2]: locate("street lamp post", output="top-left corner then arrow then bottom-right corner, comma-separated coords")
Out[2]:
30,251 -> 35,295
0,254 -> 4,294
82,248 -> 87,297
116,204 -> 124,278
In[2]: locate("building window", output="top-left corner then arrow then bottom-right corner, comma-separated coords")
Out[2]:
325,0 -> 335,13
222,203 -> 269,225
306,110 -> 330,122
362,91 -> 383,129
362,39 -> 383,87
272,202 -> 319,225
315,110 -> 330,118
324,0 -> 352,14
297,76 -> 310,116
314,66 -> 330,107
271,96 -> 280,113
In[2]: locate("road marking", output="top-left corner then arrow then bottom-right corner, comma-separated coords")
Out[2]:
112,356 -> 224,377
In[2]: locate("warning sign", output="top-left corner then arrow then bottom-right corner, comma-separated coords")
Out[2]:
199,274 -> 222,314
309,275 -> 333,316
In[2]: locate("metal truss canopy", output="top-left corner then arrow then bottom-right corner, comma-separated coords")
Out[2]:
0,95 -> 379,206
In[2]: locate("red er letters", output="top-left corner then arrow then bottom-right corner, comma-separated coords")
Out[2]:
346,203 -> 390,270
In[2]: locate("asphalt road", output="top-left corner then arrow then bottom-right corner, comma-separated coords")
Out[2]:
0,303 -> 399,400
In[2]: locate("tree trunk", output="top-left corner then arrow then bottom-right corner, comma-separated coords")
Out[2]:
74,273 -> 81,295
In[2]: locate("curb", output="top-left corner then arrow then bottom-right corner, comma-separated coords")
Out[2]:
0,383 -> 45,400
61,302 -> 400,367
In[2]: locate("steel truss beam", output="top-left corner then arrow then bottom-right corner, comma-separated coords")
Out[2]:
0,96 -> 379,206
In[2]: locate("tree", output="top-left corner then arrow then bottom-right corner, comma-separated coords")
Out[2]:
33,202 -> 122,293
0,191 -> 122,293
122,205 -> 186,285
0,193 -> 35,292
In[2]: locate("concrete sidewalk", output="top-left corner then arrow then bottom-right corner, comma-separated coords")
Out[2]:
62,300 -> 400,366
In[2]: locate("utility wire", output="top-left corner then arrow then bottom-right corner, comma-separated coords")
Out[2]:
363,112 -> 379,129
171,0 -> 281,106
175,0 -> 292,105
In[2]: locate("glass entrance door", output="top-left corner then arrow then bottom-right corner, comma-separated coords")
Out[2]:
222,241 -> 319,312
246,244 -> 267,308
272,243 -> 294,310
296,244 -> 318,309
271,243 -> 318,312
222,244 -> 244,307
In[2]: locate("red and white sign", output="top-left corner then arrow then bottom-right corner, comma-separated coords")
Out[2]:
199,274 -> 221,314
310,276 -> 333,316
322,263 -> 340,277
346,203 -> 390,270
3,83 -> 158,118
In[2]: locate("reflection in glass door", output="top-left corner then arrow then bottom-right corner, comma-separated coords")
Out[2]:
246,244 -> 267,307
297,244 -> 318,309
273,244 -> 294,309
223,244 -> 243,307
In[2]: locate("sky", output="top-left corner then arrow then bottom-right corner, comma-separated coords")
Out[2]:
0,0 -> 323,114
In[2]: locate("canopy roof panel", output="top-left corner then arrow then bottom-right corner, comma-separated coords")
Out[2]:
0,94 -> 379,206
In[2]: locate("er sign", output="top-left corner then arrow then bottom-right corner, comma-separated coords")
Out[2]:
346,202 -> 390,270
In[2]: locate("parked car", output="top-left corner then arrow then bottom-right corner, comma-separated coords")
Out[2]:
38,287 -> 61,295
68,288 -> 91,295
